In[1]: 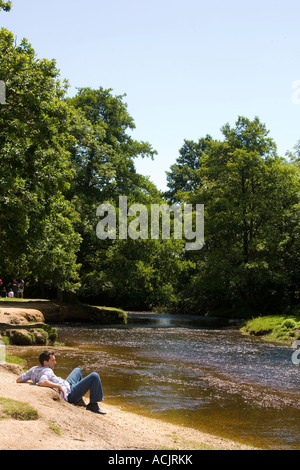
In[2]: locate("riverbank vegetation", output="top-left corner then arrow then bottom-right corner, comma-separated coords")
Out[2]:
241,313 -> 300,344
0,4 -> 299,320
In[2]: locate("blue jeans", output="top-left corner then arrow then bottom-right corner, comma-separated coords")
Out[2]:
66,367 -> 103,404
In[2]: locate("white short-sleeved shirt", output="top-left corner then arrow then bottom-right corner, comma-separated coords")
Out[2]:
19,366 -> 71,401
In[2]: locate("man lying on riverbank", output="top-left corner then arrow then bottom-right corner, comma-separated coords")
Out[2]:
16,350 -> 106,415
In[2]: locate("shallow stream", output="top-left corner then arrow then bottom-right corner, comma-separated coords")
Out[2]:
16,314 -> 300,450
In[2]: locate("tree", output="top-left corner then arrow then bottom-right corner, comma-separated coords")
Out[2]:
0,29 -> 81,292
165,135 -> 213,202
168,117 -> 300,316
65,87 -> 173,306
67,87 -> 157,197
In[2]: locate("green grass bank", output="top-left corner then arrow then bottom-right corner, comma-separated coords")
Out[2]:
241,313 -> 300,344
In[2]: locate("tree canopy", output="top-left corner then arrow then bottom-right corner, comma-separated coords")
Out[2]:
0,28 -> 81,291
167,117 -> 300,316
1,25 -> 299,317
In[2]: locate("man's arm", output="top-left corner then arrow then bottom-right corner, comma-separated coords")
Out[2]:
16,367 -> 34,383
38,380 -> 65,398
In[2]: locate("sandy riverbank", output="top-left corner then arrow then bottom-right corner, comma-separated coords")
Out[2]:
0,363 -> 257,451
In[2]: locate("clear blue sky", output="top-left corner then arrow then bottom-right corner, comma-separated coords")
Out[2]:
1,0 -> 300,190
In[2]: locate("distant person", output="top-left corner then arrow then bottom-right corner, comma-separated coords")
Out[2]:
18,280 -> 25,298
0,286 -> 7,297
16,350 -> 106,415
12,279 -> 18,297
8,289 -> 14,298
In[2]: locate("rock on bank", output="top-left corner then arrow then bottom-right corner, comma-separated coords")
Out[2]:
0,300 -> 127,345
0,300 -> 127,325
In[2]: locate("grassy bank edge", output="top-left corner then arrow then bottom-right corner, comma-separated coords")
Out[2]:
240,313 -> 300,345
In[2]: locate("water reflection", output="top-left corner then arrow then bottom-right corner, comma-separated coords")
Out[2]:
17,316 -> 300,450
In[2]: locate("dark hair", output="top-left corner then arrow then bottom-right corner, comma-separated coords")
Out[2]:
39,350 -> 54,366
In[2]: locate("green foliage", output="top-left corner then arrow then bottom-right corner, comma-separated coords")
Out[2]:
0,27 -> 184,309
241,315 -> 300,344
0,22 -> 299,317
0,28 -> 81,291
166,136 -> 213,202
47,421 -> 61,436
5,354 -> 24,365
241,316 -> 287,336
88,238 -> 189,310
167,116 -> 300,316
0,397 -> 38,420
0,1 -> 11,12
65,87 -> 186,309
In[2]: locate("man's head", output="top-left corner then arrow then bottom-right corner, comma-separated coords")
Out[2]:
39,350 -> 56,369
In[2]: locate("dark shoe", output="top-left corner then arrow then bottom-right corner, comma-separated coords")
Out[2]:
76,397 -> 87,407
86,402 -> 106,415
